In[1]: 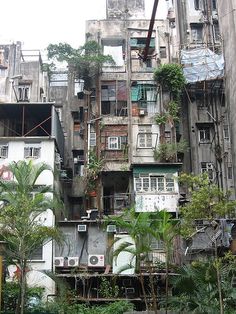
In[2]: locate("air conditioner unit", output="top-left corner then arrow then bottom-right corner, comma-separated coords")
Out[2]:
125,287 -> 135,295
68,257 -> 79,267
106,225 -> 117,233
54,257 -> 64,267
88,254 -> 105,267
78,225 -> 87,232
139,109 -> 146,116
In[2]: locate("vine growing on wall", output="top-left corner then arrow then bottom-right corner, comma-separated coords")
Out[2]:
155,101 -> 180,126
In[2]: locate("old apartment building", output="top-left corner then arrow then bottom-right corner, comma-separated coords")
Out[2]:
0,42 -> 64,296
1,0 -> 236,308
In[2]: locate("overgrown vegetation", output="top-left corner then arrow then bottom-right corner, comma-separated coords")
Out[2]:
47,41 -> 114,89
155,101 -> 180,125
108,208 -> 179,313
85,149 -> 103,193
179,172 -> 236,237
154,139 -> 188,162
154,63 -> 185,101
167,254 -> 236,314
98,277 -> 119,298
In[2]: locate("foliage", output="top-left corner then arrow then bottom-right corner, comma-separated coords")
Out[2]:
154,63 -> 186,100
155,112 -> 169,125
98,277 -> 119,298
47,41 -> 115,88
155,101 -> 180,126
167,256 -> 236,314
154,139 -> 189,162
179,173 -> 236,237
108,208 -> 179,313
2,282 -> 44,313
24,300 -> 133,314
0,160 -> 63,314
86,150 -> 103,180
85,150 -> 103,193
41,62 -> 56,79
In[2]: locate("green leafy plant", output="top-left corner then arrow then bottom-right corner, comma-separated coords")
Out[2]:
154,139 -> 189,162
0,160 -> 63,314
155,112 -> 169,125
2,282 -> 44,313
47,41 -> 115,89
155,101 -> 180,127
167,256 -> 236,314
179,172 -> 236,237
98,277 -> 119,298
85,150 -> 103,193
154,63 -> 185,100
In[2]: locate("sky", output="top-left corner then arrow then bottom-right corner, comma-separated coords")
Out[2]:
0,0 -> 167,61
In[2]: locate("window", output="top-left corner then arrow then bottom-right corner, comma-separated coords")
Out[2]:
134,175 -> 175,192
138,126 -> 152,148
212,0 -> 217,10
223,125 -> 230,141
199,127 -> 211,143
90,132 -> 96,147
159,47 -> 167,59
165,131 -> 171,143
0,145 -> 8,158
30,246 -> 43,260
107,136 -> 127,150
194,0 -> 202,10
191,24 -> 203,43
201,162 -> 214,180
24,146 -> 41,159
228,164 -> 233,180
213,22 -> 220,42
18,85 -> 30,102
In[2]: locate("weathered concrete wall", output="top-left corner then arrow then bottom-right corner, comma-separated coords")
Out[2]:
218,0 -> 236,195
106,0 -> 145,20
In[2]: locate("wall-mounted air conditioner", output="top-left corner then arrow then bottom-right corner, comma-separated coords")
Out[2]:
54,257 -> 64,267
139,109 -> 146,116
88,254 -> 105,267
68,257 -> 79,267
125,287 -> 135,295
107,225 -> 117,233
78,225 -> 87,232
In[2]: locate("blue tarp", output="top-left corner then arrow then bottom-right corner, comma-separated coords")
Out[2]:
181,48 -> 224,83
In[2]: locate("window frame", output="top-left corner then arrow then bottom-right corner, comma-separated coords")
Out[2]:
201,162 -> 214,180
24,146 -> 41,159
137,126 -> 152,148
134,174 -> 175,193
18,84 -> 30,102
199,127 -> 211,143
0,145 -> 8,158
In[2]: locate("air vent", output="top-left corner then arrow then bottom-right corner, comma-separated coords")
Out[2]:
78,225 -> 87,232
107,225 -> 117,233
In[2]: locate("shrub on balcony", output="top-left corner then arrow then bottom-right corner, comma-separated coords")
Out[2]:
154,139 -> 188,162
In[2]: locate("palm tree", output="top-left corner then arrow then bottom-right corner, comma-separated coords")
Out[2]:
0,160 -> 62,314
150,210 -> 180,314
168,258 -> 236,313
109,208 -> 179,313
109,207 -> 154,311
